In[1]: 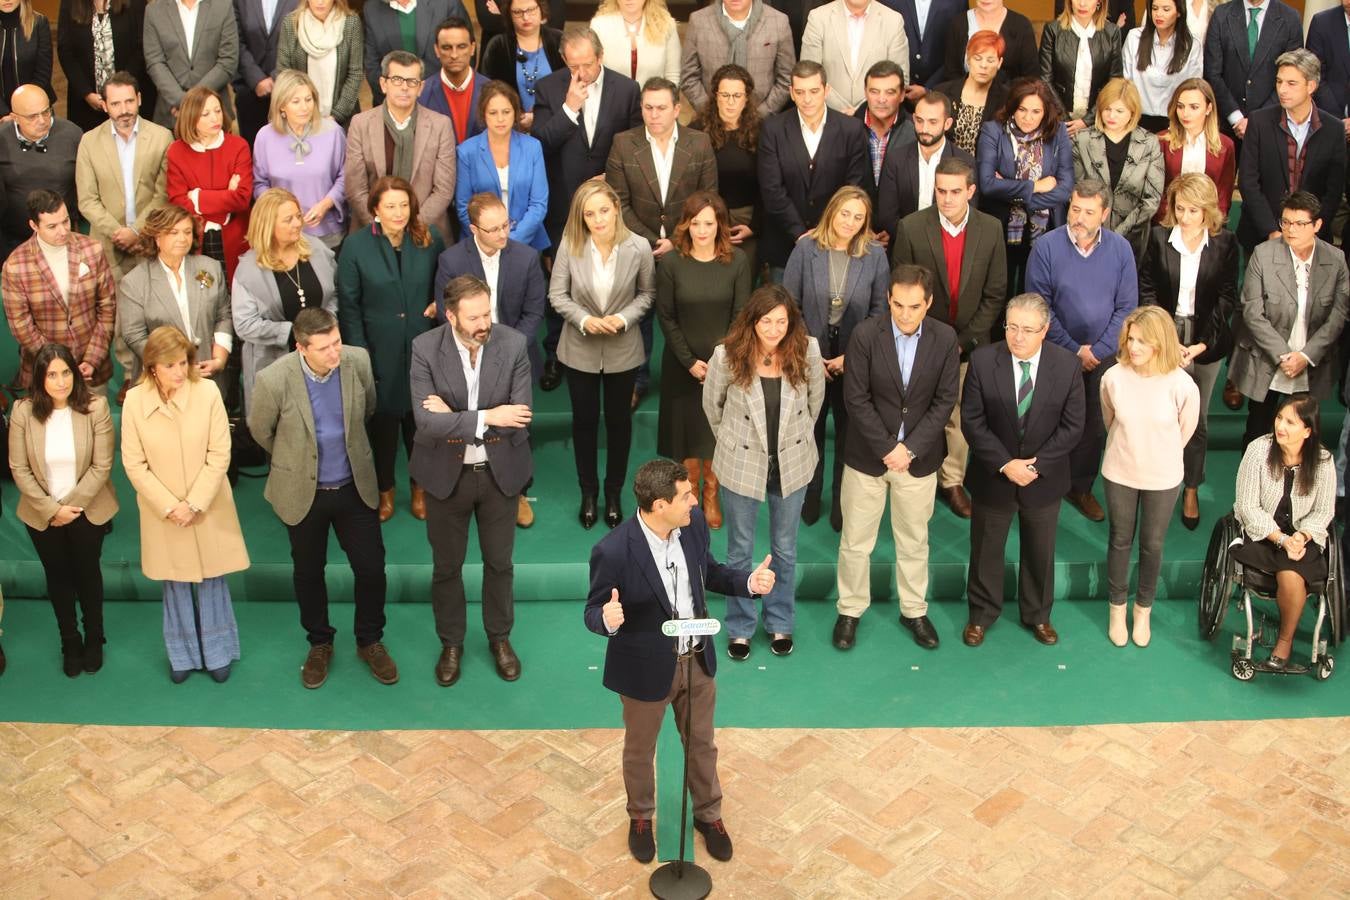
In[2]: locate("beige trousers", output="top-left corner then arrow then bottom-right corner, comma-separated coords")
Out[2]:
939,361 -> 969,489
836,463 -> 937,619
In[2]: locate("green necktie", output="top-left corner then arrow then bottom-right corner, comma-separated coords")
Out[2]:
1247,8 -> 1260,58
1017,360 -> 1033,435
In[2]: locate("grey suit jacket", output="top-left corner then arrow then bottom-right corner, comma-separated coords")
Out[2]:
408,323 -> 533,500
1231,237 -> 1350,403
143,0 -> 240,126
118,254 -> 232,377
345,104 -> 458,244
703,337 -> 825,499
680,4 -> 796,116
247,346 -> 379,524
800,0 -> 908,112
548,233 -> 656,373
231,241 -> 339,411
75,118 -> 173,278
1071,126 -> 1163,256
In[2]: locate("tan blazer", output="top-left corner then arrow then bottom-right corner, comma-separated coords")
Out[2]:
344,105 -> 458,244
800,0 -> 909,112
121,378 -> 249,582
8,396 -> 119,530
75,118 -> 173,279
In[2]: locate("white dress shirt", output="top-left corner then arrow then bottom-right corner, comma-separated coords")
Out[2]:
562,65 -> 606,142
846,3 -> 869,70
913,0 -> 933,39
175,0 -> 200,57
1270,246 -> 1313,394
1180,131 -> 1208,174
647,125 -> 678,236
579,237 -> 621,333
1228,0 -> 1266,125
799,112 -> 825,159
43,406 -> 78,503
940,206 -> 970,237
916,140 -> 945,211
1011,347 -> 1042,393
635,512 -> 696,650
160,259 -> 197,342
1168,226 -> 1208,318
1121,27 -> 1204,117
452,333 -> 490,464
476,237 -> 501,322
112,119 -> 140,226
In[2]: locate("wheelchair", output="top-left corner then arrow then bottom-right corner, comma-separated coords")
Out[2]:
1197,513 -> 1345,682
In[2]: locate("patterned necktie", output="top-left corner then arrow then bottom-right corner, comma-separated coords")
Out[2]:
1017,360 -> 1033,435
1247,8 -> 1260,58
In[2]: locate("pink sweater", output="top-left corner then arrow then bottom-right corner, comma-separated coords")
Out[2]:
1100,365 -> 1200,490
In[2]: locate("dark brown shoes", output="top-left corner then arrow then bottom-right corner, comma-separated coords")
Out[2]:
1066,491 -> 1105,522
939,484 -> 973,518
490,639 -> 521,681
1222,379 -> 1244,410
410,482 -> 427,521
378,489 -> 395,522
962,623 -> 986,646
301,643 -> 333,689
1028,622 -> 1059,645
435,646 -> 462,686
357,642 -> 399,684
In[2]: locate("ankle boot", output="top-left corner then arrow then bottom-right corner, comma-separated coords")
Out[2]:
82,631 -> 105,673
1108,604 -> 1128,647
61,634 -> 84,677
410,481 -> 427,520
701,461 -> 722,530
378,489 -> 395,522
682,457 -> 701,489
1132,604 -> 1152,647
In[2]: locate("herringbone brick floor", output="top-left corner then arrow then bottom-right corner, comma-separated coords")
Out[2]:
2,719 -> 1348,898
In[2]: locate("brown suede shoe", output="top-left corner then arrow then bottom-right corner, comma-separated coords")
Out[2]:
490,639 -> 521,681
1066,491 -> 1106,522
301,644 -> 333,689
410,483 -> 427,521
378,489 -> 395,522
962,623 -> 986,647
939,484 -> 973,518
357,642 -> 399,684
435,646 -> 462,687
516,495 -> 535,528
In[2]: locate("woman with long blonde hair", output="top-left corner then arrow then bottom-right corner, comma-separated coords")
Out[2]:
589,0 -> 679,85
1039,0 -> 1125,137
1157,77 -> 1235,220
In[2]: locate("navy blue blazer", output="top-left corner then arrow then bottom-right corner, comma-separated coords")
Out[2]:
233,0 -> 298,91
584,506 -> 753,702
1308,8 -> 1350,118
1203,0 -> 1303,125
454,129 -> 550,252
433,237 -> 547,375
883,0 -> 964,88
362,0 -> 469,105
976,121 -> 1075,233
417,71 -> 489,141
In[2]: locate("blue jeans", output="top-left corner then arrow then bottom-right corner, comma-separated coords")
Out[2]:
721,484 -> 806,638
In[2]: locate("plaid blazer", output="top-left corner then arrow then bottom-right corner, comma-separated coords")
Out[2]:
703,338 -> 825,500
2,233 -> 117,388
605,126 -> 718,245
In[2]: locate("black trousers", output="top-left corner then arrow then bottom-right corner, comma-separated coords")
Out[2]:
967,499 -> 1061,627
287,482 -> 388,647
1005,240 -> 1034,303
1070,358 -> 1111,495
369,411 -> 416,491
636,313 -> 655,393
566,366 -> 638,496
1243,391 -> 1290,448
808,374 -> 847,500
233,87 -> 270,147
27,515 -> 108,644
425,466 -> 518,648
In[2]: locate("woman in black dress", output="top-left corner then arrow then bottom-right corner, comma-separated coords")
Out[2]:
694,63 -> 761,275
56,0 -> 152,130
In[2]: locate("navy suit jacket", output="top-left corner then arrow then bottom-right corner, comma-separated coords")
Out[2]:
1203,0 -> 1303,125
1308,8 -> 1350,118
434,237 -> 547,375
883,0 -> 963,87
531,66 -> 642,247
875,138 -> 975,238
584,506 -> 753,702
417,71 -> 489,141
233,0 -> 298,90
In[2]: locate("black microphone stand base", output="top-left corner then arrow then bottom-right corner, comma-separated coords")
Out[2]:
649,860 -> 711,899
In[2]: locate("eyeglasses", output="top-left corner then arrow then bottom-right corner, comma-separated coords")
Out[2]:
14,105 -> 53,122
511,4 -> 540,17
716,91 -> 746,102
473,221 -> 511,235
1004,324 -> 1043,337
382,75 -> 422,88
1279,218 -> 1316,230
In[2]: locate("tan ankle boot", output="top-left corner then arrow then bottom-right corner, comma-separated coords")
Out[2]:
1108,603 -> 1128,647
378,489 -> 395,522
682,458 -> 701,489
410,482 -> 427,520
1132,604 -> 1152,647
701,460 -> 722,529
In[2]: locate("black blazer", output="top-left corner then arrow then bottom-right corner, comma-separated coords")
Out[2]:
1203,0 -> 1303,125
1053,0 -> 1135,31
1308,7 -> 1350,118
886,0 -> 964,87
875,139 -> 975,238
843,314 -> 960,478
757,108 -> 869,267
480,26 -> 565,90
960,340 -> 1085,509
1038,20 -> 1124,122
766,0 -> 827,55
1236,105 -> 1346,248
939,8 -> 1037,84
934,75 -> 1009,139
531,65 -> 642,246
433,238 -> 548,374
583,506 -> 753,702
57,0 -> 153,131
1138,225 -> 1238,365
0,14 -> 53,118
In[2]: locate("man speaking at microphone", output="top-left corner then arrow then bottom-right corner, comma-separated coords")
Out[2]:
585,457 -> 776,865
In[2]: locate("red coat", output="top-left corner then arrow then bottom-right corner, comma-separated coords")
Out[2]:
166,135 -> 252,282
1157,131 -> 1237,223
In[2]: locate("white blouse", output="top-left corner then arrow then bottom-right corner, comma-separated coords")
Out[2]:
1121,27 -> 1204,117
1168,226 -> 1208,319
44,406 -> 78,502
589,12 -> 682,86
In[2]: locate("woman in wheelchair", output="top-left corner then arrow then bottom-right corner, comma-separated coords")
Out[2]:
1232,395 -> 1336,669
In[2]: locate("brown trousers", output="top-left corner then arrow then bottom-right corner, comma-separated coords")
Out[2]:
619,654 -> 723,823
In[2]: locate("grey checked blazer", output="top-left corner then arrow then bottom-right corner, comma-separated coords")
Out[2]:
247,346 -> 379,525
118,254 -> 232,378
1071,126 -> 1164,256
703,338 -> 825,499
1230,237 -> 1350,403
680,3 -> 796,116
143,0 -> 240,127
1234,435 -> 1335,547
548,234 -> 656,374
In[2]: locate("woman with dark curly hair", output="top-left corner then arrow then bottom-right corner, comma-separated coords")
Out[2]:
694,63 -> 762,273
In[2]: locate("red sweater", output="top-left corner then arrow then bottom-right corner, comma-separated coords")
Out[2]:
940,226 -> 966,325
166,134 -> 253,282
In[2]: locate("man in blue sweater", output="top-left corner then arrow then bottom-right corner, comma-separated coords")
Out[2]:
1025,180 -> 1138,522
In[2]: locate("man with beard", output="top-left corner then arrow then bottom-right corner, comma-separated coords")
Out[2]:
1025,180 -> 1138,524
409,275 -> 534,687
875,91 -> 973,242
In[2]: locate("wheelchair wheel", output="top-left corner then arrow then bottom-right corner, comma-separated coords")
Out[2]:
1328,530 -> 1345,646
1315,657 -> 1335,682
1199,515 -> 1239,641
1232,657 -> 1256,681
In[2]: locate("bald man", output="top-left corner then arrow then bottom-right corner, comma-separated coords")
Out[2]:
0,86 -> 82,260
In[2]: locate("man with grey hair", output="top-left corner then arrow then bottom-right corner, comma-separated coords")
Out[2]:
345,50 -> 458,241
1236,48 -> 1345,255
959,292 -> 1085,648
1025,180 -> 1137,523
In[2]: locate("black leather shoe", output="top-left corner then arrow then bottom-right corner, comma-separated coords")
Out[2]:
801,491 -> 822,525
490,639 -> 521,681
694,818 -> 733,861
770,635 -> 794,656
628,818 -> 655,863
579,494 -> 598,529
727,640 -> 751,661
829,492 -> 843,533
82,634 -> 104,673
604,493 -> 623,528
540,358 -> 563,392
61,636 -> 83,678
435,646 -> 462,686
832,614 -> 858,650
0,640 -> 5,675
901,615 -> 940,649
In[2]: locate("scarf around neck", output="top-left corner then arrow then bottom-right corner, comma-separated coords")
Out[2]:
383,103 -> 418,181
719,0 -> 764,69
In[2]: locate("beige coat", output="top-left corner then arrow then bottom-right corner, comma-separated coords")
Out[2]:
121,377 -> 249,582
9,396 -> 119,530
